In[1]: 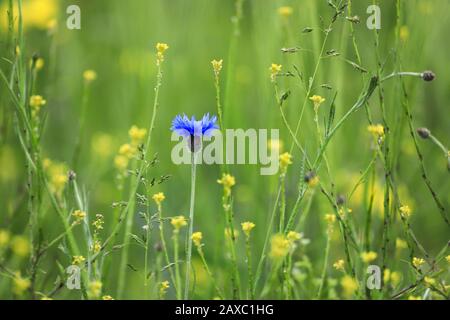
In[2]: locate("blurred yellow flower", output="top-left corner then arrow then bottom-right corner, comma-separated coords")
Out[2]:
114,155 -> 129,172
83,70 -> 97,83
217,173 -> 236,197
102,295 -> 114,300
408,295 -> 422,300
412,257 -> 425,268
279,152 -> 292,174
192,232 -> 203,246
1,0 -> 58,30
29,95 -> 46,113
72,210 -> 86,223
324,213 -> 336,225
360,251 -> 377,263
367,124 -> 384,138
156,42 -> 169,65
446,255 -> 450,264
269,63 -> 282,82
72,255 -> 86,265
241,221 -> 255,237
171,216 -> 187,231
340,275 -> 358,298
333,259 -> 345,271
268,139 -> 283,153
424,276 -> 435,287
92,241 -> 101,254
309,95 -> 325,113
269,234 -> 290,259
399,25 -> 409,42
152,192 -> 166,206
224,228 -> 239,240
211,59 -> 223,76
159,280 -> 170,297
0,229 -> 11,248
399,205 -> 412,218
13,272 -> 30,296
128,125 -> 147,146
91,133 -> 114,158
11,236 -> 30,257
278,6 -> 293,17
396,238 -> 408,250
287,231 -> 301,243
88,280 -> 102,298
119,143 -> 136,159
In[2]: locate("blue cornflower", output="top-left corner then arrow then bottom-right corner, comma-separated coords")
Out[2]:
171,113 -> 219,137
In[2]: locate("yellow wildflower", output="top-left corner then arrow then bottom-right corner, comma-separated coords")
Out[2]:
156,42 -> 169,65
192,232 -> 203,247
0,229 -> 11,248
102,295 -> 114,300
278,6 -> 293,17
396,238 -> 408,250
408,295 -> 422,300
92,241 -> 101,254
367,124 -> 385,138
333,259 -> 345,271
224,228 -> 239,240
399,205 -> 412,218
114,155 -> 129,172
1,0 -> 58,30
279,152 -> 292,174
340,275 -> 358,298
217,173 -> 236,197
399,25 -> 409,42
91,133 -> 114,158
72,255 -> 86,265
412,257 -> 425,268
305,172 -> 319,188
211,59 -> 223,76
41,296 -> 53,300
241,221 -> 255,237
72,210 -> 86,223
287,231 -> 302,243
128,125 -> 147,146
88,280 -> 102,298
446,255 -> 450,264
324,213 -> 336,225
171,216 -> 187,231
269,63 -> 282,82
11,236 -> 30,257
309,95 -> 325,113
269,234 -> 290,259
159,280 -> 170,297
92,214 -> 104,230
83,70 -> 97,83
360,251 -> 378,263
13,272 -> 30,296
119,143 -> 136,159
390,271 -> 401,286
152,192 -> 166,206
424,276 -> 435,287
29,95 -> 46,114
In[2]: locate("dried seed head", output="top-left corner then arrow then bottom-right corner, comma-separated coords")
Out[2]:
68,170 -> 76,181
154,242 -> 163,252
336,195 -> 346,206
416,127 -> 430,139
422,71 -> 435,82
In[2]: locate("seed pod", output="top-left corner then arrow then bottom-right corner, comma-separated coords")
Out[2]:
68,170 -> 77,181
336,195 -> 346,206
416,127 -> 430,139
422,71 -> 435,82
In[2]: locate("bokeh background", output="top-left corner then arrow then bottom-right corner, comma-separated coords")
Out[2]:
0,0 -> 449,299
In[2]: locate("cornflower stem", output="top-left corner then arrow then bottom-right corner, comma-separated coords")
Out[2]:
184,151 -> 197,299
244,235 -> 255,299
173,231 -> 182,300
196,245 -> 224,299
317,231 -> 331,299
429,134 -> 449,156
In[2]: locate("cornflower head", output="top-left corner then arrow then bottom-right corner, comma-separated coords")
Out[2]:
152,192 -> 166,206
88,280 -> 102,298
128,125 -> 147,146
412,257 -> 425,268
270,63 -> 282,82
211,59 -> 223,77
171,215 -> 187,232
361,251 -> 378,263
279,152 -> 292,175
217,173 -> 236,197
11,236 -> 30,257
0,229 -> 10,248
304,171 -> 319,188
156,42 -> 169,66
13,272 -> 30,296
399,205 -> 412,219
333,259 -> 345,272
340,275 -> 358,298
171,113 -> 219,152
192,232 -> 203,247
83,69 -> 97,83
309,95 -> 325,114
241,221 -> 255,237
72,255 -> 86,265
269,233 -> 290,260
278,6 -> 293,17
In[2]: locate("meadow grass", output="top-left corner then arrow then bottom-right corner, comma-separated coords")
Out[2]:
0,0 -> 449,300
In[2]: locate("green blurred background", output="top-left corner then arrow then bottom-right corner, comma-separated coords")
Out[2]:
0,0 -> 449,299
